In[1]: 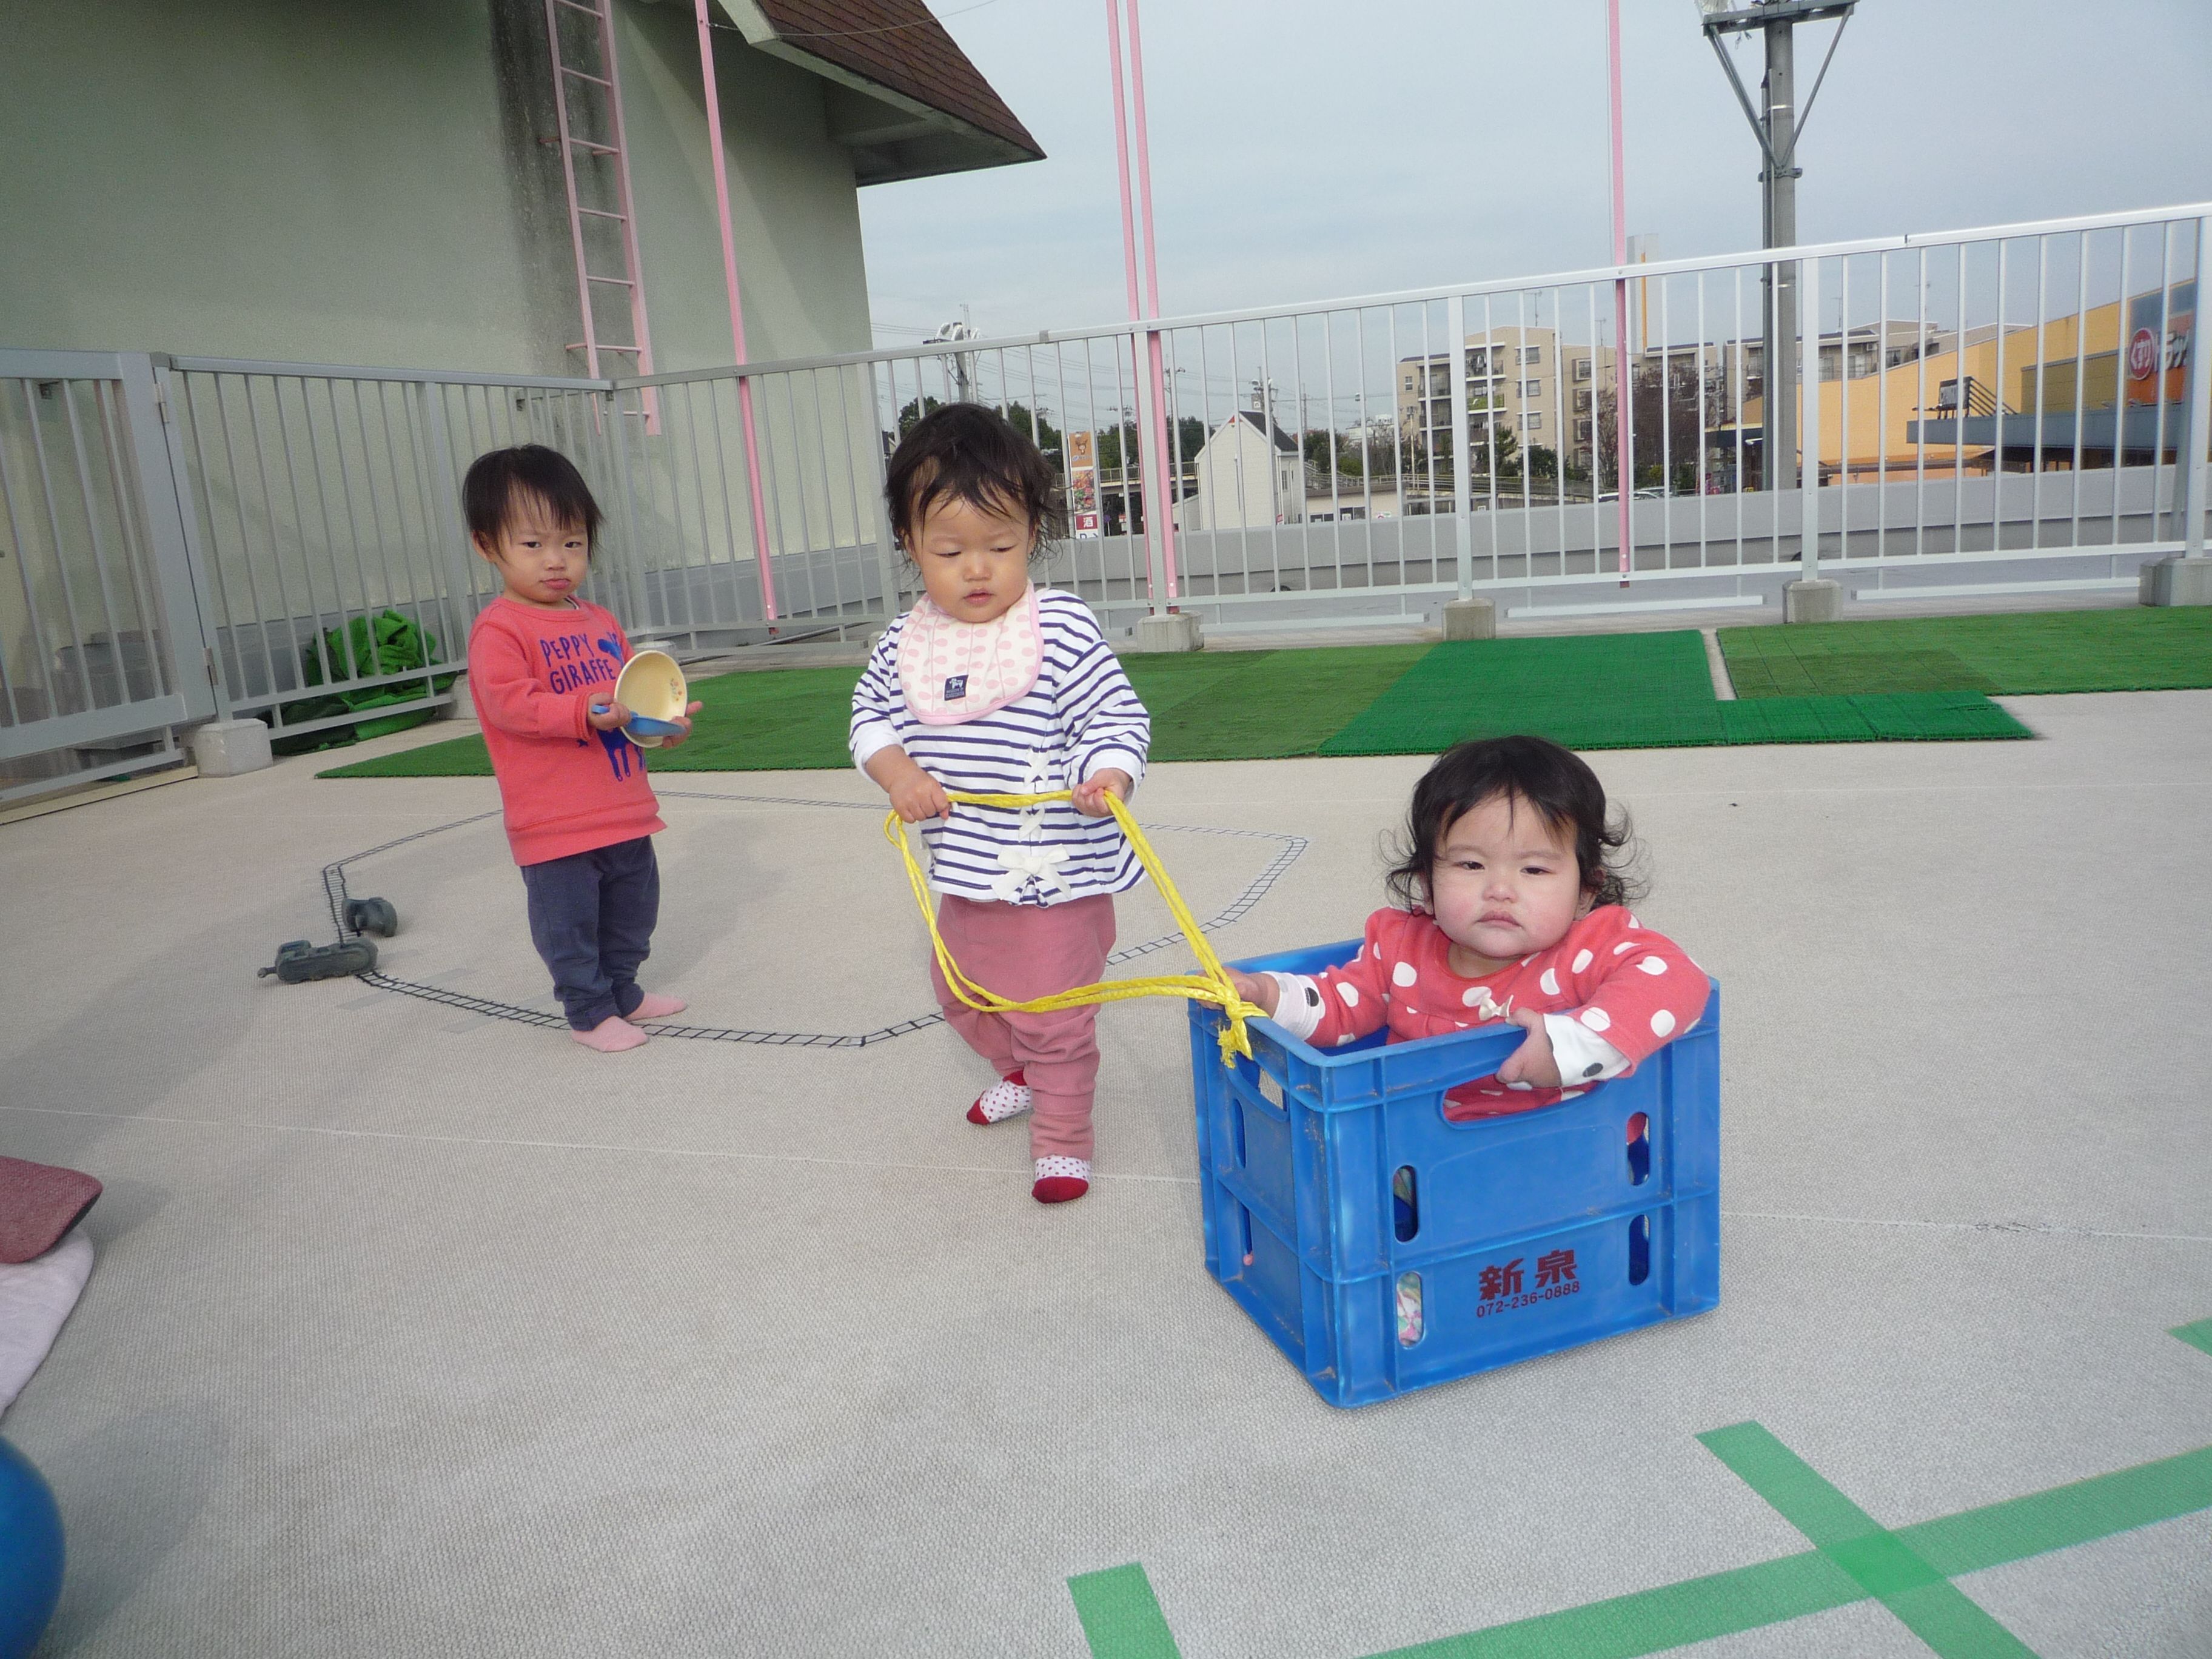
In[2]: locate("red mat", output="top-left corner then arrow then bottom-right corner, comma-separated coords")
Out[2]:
0,1158 -> 101,1263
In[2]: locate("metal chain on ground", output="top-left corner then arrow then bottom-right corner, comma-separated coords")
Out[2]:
315,790 -> 1305,1048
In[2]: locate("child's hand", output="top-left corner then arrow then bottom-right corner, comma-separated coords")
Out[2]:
1227,968 -> 1279,1016
587,698 -> 631,732
864,746 -> 951,822
1497,1006 -> 1563,1090
880,754 -> 950,822
655,700 -> 706,748
1071,768 -> 1131,817
890,771 -> 951,822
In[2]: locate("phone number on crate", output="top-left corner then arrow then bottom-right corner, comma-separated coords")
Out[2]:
1474,1281 -> 1582,1319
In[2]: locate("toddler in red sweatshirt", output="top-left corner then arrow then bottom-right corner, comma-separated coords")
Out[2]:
463,444 -> 701,1053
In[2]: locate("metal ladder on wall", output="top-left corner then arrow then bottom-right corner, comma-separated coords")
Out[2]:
542,0 -> 657,426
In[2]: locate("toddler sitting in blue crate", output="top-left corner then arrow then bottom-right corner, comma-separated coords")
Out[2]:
1227,736 -> 1707,1118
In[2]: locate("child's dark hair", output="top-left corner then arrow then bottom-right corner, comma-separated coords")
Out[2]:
884,402 -> 1065,552
462,444 -> 603,549
1384,736 -> 1642,913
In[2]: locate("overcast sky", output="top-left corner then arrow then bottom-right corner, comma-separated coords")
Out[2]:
857,0 -> 2212,346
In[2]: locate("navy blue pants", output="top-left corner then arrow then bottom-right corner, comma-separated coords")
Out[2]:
520,836 -> 660,1030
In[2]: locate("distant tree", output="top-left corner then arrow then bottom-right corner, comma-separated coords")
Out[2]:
1595,355 -> 1719,492
1092,421 -> 1141,476
896,397 -> 1064,465
1097,417 -> 1206,473
1004,401 -> 1063,463
896,395 -> 944,439
1472,424 -> 1521,480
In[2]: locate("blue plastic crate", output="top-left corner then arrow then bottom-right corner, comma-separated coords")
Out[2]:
1191,939 -> 1720,1407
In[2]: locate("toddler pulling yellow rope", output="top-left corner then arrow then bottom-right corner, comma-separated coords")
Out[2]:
885,790 -> 1264,1065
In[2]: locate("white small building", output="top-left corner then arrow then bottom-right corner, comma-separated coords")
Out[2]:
1305,480 -> 1401,522
1174,411 -> 1303,531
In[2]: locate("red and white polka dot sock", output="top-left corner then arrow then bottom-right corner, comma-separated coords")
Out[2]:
1032,1156 -> 1090,1204
967,1070 -> 1032,1125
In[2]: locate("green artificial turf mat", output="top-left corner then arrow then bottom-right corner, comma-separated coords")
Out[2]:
1123,643 -> 1429,762
1720,691 -> 2032,745
319,662 -> 865,778
1318,631 -> 1728,755
321,644 -> 1433,777
323,622 -> 2047,780
1720,606 -> 2212,697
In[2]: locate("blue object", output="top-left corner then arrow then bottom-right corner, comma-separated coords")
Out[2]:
1191,940 -> 1721,1407
0,1439 -> 64,1659
624,714 -> 685,737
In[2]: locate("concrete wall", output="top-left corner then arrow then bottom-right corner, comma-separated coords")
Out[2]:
0,0 -> 872,375
617,4 -> 873,370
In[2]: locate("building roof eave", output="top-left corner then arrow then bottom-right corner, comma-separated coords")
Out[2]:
709,0 -> 1044,181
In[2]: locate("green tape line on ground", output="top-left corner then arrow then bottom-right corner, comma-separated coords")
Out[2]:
2169,1318 -> 2212,1359
1072,1439 -> 2212,1659
1362,1551 -> 1859,1659
1697,1423 -> 2038,1657
1068,1563 -> 1182,1659
1901,1443 -> 2212,1577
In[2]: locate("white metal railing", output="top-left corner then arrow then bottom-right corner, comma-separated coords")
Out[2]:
1,202 -> 2204,797
643,199 -> 2205,633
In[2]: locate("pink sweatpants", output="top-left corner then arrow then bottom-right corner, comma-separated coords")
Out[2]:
929,892 -> 1117,1162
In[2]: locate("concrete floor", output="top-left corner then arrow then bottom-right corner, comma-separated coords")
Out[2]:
3,687 -> 2210,1657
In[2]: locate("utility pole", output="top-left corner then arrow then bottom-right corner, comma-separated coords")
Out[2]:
924,312 -> 977,400
1697,0 -> 1857,492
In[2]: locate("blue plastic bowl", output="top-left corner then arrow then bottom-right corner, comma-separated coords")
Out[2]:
625,714 -> 685,737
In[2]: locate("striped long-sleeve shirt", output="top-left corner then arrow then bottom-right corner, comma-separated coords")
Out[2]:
850,589 -> 1151,907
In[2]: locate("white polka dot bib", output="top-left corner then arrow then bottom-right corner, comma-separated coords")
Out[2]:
896,585 -> 1044,726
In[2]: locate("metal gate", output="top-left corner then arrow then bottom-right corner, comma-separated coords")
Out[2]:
0,350 -> 214,802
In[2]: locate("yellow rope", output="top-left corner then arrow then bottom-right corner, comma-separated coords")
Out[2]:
884,789 -> 1263,1065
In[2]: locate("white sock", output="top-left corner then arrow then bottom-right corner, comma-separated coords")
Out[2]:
1034,1156 -> 1091,1182
973,1078 -> 1033,1122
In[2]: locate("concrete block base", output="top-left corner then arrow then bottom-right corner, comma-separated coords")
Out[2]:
1438,597 -> 1497,640
1130,611 -> 1204,653
1783,578 -> 1844,625
189,717 -> 273,777
2139,556 -> 2212,606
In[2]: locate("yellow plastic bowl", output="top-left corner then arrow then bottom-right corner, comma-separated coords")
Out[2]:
613,649 -> 686,748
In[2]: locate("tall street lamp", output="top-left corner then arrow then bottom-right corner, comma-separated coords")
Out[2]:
1696,0 -> 1857,491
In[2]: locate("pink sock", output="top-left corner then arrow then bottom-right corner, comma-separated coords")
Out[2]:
571,1016 -> 648,1053
629,991 -> 686,1021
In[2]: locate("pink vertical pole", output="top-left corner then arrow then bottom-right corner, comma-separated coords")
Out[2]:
1102,0 -> 1156,605
1607,0 -> 1632,584
1122,0 -> 1180,602
695,0 -> 779,623
1104,0 -> 1144,326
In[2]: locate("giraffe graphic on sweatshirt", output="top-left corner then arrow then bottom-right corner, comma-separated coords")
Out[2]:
587,634 -> 635,780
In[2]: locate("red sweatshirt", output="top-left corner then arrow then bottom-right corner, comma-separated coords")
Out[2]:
467,595 -> 666,866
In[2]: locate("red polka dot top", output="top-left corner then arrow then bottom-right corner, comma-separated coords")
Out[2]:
1290,905 -> 1709,1120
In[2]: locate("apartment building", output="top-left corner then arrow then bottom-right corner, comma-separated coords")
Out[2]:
1396,327 -> 1616,476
